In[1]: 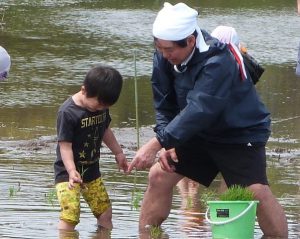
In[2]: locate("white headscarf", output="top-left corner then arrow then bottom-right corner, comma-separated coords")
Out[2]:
211,25 -> 240,48
0,46 -> 11,80
211,25 -> 247,80
152,2 -> 209,53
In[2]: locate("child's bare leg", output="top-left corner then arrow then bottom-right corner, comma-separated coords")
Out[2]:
58,226 -> 79,239
58,219 -> 76,231
97,206 -> 113,230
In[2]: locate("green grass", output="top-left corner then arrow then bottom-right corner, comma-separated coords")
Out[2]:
219,185 -> 254,201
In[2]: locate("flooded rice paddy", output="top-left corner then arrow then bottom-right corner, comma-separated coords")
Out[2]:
0,0 -> 300,238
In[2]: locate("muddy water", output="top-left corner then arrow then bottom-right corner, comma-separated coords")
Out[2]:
0,0 -> 300,238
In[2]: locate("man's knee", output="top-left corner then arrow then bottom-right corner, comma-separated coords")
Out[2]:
248,183 -> 273,200
148,164 -> 182,190
148,164 -> 167,185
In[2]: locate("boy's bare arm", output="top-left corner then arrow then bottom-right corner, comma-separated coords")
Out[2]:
103,128 -> 128,172
59,141 -> 82,188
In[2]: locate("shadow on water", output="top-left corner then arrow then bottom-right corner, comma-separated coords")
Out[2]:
0,0 -> 300,238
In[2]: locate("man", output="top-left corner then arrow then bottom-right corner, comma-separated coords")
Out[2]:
127,2 -> 288,238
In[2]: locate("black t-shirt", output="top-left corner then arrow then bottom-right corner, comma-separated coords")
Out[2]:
54,97 -> 111,184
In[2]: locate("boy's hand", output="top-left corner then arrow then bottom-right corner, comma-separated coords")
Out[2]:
68,169 -> 82,189
115,152 -> 128,173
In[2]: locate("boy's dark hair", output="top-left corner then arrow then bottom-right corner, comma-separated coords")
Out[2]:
154,30 -> 198,48
83,65 -> 123,106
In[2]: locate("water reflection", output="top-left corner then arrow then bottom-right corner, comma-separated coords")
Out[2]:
0,0 -> 300,238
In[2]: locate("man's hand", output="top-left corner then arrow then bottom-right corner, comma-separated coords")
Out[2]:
158,148 -> 178,173
127,137 -> 162,173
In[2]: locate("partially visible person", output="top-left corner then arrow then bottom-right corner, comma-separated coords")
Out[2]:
211,25 -> 264,85
211,25 -> 240,47
176,178 -> 203,230
54,65 -> 128,233
177,178 -> 200,211
127,2 -> 288,238
296,0 -> 300,76
0,45 -> 11,81
297,41 -> 300,76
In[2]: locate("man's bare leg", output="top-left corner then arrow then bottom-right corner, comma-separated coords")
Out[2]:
248,184 -> 288,238
139,163 -> 183,229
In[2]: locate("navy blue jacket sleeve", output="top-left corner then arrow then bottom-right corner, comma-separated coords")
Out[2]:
153,49 -> 240,149
151,52 -> 180,134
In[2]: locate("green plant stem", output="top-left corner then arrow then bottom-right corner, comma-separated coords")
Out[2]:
134,49 -> 140,149
132,49 -> 140,209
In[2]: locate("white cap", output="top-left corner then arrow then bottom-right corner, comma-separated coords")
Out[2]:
0,46 -> 11,80
152,2 -> 209,52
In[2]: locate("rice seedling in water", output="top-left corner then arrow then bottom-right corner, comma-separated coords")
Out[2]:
131,189 -> 143,210
199,189 -> 217,207
131,49 -> 143,210
45,188 -> 58,206
9,186 -> 17,197
185,195 -> 193,209
149,225 -> 162,238
9,182 -> 21,198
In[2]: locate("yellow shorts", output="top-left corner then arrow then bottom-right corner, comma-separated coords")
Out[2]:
56,177 -> 111,225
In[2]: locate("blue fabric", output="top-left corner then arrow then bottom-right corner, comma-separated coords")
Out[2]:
151,31 -> 271,149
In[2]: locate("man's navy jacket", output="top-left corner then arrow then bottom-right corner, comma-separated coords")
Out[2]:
151,31 -> 271,150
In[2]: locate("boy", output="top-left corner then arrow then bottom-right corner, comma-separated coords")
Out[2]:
54,65 -> 128,232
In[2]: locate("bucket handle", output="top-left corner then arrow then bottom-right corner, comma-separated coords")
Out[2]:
205,201 -> 256,225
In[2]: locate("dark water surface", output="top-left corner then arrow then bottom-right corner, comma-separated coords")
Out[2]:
0,0 -> 299,238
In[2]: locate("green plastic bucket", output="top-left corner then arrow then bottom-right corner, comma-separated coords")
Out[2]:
205,200 -> 258,239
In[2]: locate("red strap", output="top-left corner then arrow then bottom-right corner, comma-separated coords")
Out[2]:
228,44 -> 246,81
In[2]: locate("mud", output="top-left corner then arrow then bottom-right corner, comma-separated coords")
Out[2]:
0,126 -> 299,164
